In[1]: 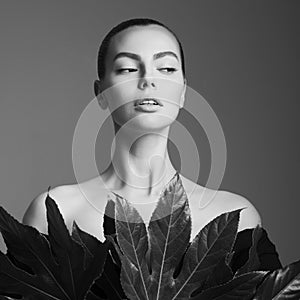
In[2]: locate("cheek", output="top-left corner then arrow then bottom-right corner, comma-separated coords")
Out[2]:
155,78 -> 184,106
102,81 -> 136,113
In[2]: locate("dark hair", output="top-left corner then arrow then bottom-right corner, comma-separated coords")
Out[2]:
97,18 -> 186,80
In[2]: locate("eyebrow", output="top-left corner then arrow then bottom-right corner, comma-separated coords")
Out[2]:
113,51 -> 179,62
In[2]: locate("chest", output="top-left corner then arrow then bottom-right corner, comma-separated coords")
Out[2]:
70,188 -> 222,243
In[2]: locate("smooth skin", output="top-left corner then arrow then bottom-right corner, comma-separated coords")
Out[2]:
23,24 -> 261,242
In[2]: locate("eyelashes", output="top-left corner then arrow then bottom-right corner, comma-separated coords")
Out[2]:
159,67 -> 178,73
116,68 -> 137,73
115,67 -> 178,74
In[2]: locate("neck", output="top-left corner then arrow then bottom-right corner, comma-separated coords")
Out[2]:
102,122 -> 177,199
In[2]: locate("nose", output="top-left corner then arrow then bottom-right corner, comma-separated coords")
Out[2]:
138,77 -> 157,90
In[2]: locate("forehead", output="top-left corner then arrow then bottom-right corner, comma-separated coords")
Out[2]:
107,25 -> 181,59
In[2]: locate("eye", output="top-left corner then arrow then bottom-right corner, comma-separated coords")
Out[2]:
116,68 -> 137,74
158,67 -> 178,74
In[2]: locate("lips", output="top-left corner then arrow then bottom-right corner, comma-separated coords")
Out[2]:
134,98 -> 163,106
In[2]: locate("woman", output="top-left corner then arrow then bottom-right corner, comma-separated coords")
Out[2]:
22,18 -> 282,273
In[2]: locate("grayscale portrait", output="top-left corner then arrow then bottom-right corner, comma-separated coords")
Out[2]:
0,1 -> 299,299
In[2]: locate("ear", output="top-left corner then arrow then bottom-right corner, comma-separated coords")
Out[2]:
179,79 -> 187,109
94,80 -> 108,110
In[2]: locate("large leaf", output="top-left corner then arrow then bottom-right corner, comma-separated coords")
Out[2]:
112,193 -> 151,300
169,208 -> 242,300
71,222 -> 125,300
87,199 -> 129,300
88,239 -> 127,299
196,225 -> 262,295
108,172 -> 244,300
147,172 -> 191,299
0,195 -> 108,299
191,271 -> 267,300
234,225 -> 262,277
197,252 -> 234,293
253,259 -> 300,299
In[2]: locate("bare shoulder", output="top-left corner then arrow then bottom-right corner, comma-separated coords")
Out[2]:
179,174 -> 262,233
215,189 -> 262,231
22,183 -> 83,234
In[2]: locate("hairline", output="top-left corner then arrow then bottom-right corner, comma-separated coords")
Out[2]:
97,20 -> 186,81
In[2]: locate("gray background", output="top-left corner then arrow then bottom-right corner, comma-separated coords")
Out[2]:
0,1 -> 299,267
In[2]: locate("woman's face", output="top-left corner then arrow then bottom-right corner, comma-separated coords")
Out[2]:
98,24 -> 186,132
